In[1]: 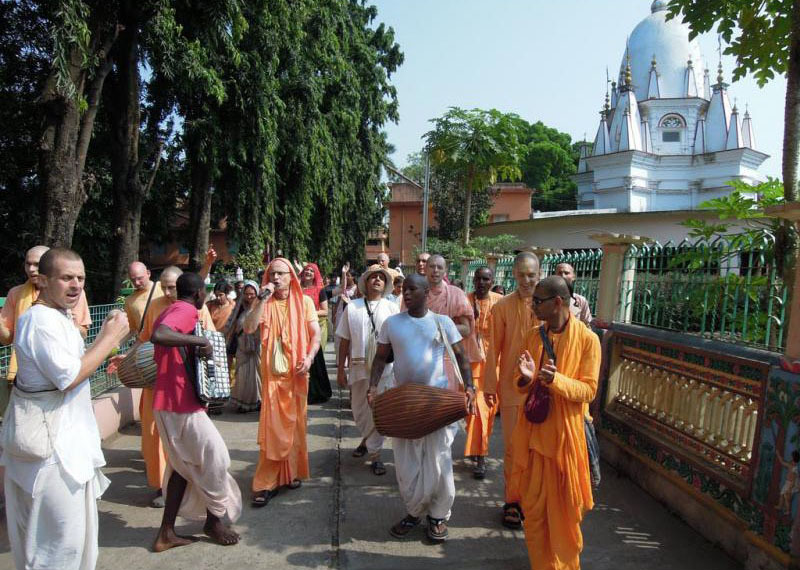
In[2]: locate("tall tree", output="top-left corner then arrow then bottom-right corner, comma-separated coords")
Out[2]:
424,107 -> 525,245
38,1 -> 120,246
520,121 -> 580,212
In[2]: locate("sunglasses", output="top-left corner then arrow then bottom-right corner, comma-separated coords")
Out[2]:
532,295 -> 558,306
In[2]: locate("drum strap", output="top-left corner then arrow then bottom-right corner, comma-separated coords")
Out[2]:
138,280 -> 159,336
435,316 -> 464,388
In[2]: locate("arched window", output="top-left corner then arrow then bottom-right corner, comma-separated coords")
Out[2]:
659,113 -> 686,142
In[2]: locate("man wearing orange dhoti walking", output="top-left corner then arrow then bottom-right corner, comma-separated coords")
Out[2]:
464,266 -> 503,479
509,276 -> 599,570
0,245 -> 92,415
484,251 -> 540,529
244,258 -> 321,507
112,265 -> 216,508
150,272 -> 241,552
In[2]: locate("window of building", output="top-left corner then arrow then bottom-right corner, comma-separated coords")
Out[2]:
662,131 -> 681,142
491,214 -> 509,223
659,113 -> 686,145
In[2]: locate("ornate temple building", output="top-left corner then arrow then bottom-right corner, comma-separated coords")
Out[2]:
574,0 -> 768,212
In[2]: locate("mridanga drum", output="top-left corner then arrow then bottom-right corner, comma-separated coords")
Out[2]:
116,342 -> 157,388
373,383 -> 468,439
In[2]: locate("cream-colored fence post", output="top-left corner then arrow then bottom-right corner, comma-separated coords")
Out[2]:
590,233 -> 649,326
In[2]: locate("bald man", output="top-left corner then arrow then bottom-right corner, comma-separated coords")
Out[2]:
554,263 -> 593,325
484,251 -> 541,529
509,276 -> 599,569
0,246 -> 92,413
376,252 -> 401,280
124,261 -> 163,334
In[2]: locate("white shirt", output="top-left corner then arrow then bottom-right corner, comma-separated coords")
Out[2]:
378,310 -> 461,389
2,304 -> 107,495
336,297 -> 398,384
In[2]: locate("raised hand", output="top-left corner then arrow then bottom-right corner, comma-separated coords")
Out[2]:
518,350 -> 536,381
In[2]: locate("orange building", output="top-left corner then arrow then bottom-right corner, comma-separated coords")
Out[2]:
384,180 -> 534,267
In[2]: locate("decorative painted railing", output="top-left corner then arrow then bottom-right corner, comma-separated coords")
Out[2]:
601,324 -> 790,553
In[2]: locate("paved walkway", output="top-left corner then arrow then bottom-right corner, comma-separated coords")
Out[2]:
0,344 -> 740,569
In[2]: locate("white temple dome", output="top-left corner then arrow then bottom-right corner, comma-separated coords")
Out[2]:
621,2 -> 704,101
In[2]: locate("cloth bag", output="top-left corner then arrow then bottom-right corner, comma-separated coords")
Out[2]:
271,338 -> 290,376
524,325 -> 556,424
1,384 -> 64,461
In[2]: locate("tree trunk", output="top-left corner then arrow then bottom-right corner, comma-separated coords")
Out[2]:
785,3 -> 800,561
38,25 -> 118,247
187,142 -> 213,272
462,170 -> 474,246
108,7 -> 143,298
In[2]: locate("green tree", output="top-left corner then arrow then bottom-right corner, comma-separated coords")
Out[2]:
424,107 -> 525,246
666,0 -> 799,278
520,121 -> 580,212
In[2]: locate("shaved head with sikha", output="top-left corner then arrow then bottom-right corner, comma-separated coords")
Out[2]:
513,251 -> 540,297
536,275 -> 571,300
24,245 -> 51,284
128,261 -> 152,291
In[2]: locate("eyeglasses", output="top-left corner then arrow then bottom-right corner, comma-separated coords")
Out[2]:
532,295 -> 558,306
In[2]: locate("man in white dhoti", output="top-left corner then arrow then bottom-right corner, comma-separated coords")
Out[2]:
335,264 -> 398,476
1,248 -> 130,570
149,272 -> 242,552
368,273 -> 476,542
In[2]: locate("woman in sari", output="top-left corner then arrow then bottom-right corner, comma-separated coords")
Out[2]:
229,280 -> 262,413
300,263 -> 332,404
244,258 -> 321,507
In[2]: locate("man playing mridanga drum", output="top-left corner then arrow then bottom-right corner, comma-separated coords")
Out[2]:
2,248 -> 129,569
368,273 -> 476,542
150,272 -> 241,552
335,264 -> 398,476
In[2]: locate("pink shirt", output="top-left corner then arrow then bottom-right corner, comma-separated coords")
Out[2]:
152,300 -> 205,413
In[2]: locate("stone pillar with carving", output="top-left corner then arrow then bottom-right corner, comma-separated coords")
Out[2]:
590,233 -> 649,327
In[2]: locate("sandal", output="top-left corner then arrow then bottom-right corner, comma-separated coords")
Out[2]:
389,514 -> 421,539
426,516 -> 449,541
502,502 -> 524,529
251,489 -> 278,508
352,443 -> 368,458
473,456 -> 486,480
287,479 -> 302,490
371,461 -> 387,476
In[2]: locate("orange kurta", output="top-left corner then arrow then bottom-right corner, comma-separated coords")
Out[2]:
483,290 -> 540,501
137,296 -> 215,489
207,298 -> 235,332
253,260 -> 317,493
508,317 -> 600,570
464,291 -> 502,457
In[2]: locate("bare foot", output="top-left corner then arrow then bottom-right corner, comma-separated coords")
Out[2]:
153,528 -> 196,552
204,519 -> 240,546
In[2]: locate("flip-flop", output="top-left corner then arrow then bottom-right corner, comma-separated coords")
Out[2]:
287,479 -> 302,490
371,461 -> 387,476
251,489 -> 278,508
352,444 -> 368,458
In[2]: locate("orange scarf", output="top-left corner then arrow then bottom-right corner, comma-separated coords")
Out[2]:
7,280 -> 37,381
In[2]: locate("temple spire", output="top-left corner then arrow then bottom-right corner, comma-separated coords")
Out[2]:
647,54 -> 660,99
684,55 -> 698,97
741,106 -> 756,149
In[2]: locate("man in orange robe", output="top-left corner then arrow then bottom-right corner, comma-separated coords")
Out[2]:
124,261 -> 163,333
484,251 -> 540,528
244,258 -> 321,506
0,245 -> 92,413
509,276 -> 599,570
464,266 -> 503,479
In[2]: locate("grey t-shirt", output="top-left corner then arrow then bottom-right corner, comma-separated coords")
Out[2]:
377,310 -> 461,389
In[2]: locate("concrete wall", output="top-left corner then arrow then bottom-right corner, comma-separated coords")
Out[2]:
93,386 -> 142,442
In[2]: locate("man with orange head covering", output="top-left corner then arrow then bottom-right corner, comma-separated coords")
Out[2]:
509,276 -> 599,569
244,258 -> 322,506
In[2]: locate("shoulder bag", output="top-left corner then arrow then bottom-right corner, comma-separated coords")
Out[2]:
1,382 -> 64,461
523,325 -> 556,424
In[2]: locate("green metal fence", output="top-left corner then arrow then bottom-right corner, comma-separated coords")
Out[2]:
619,234 -> 787,351
494,256 -> 516,293
0,302 -> 130,398
541,249 -> 603,315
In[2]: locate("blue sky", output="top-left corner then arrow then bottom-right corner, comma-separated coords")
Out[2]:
372,0 -> 786,179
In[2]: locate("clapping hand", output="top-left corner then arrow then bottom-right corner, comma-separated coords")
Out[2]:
539,359 -> 557,385
518,350 -> 536,385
